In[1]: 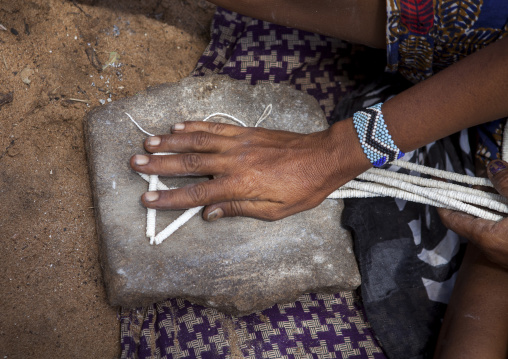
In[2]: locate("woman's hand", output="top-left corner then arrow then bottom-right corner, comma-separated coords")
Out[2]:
438,160 -> 508,269
130,118 -> 371,221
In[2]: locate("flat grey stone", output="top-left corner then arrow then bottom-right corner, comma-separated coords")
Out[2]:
84,75 -> 360,315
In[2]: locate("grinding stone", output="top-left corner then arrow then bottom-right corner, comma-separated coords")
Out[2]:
84,75 -> 360,315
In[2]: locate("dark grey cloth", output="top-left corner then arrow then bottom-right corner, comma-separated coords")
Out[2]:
334,84 -> 474,358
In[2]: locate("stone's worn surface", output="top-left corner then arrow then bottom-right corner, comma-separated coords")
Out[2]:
84,75 -> 360,315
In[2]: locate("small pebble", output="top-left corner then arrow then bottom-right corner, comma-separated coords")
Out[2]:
99,99 -> 106,105
10,28 -> 18,36
20,67 -> 34,85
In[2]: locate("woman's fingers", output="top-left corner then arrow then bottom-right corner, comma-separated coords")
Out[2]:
143,189 -> 290,222
131,153 -> 226,176
488,160 -> 508,197
437,206 -> 508,269
171,120 -> 246,136
141,176 -> 255,209
144,131 -> 238,154
437,208 -> 495,243
436,160 -> 508,269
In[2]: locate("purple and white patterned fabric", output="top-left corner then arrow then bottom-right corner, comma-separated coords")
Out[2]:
121,293 -> 384,358
191,8 -> 385,121
120,7 -> 386,359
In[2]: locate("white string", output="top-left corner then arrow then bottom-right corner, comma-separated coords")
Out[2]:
357,172 -> 503,221
327,188 -> 383,199
368,168 -> 508,204
332,180 -> 504,221
153,206 -> 204,245
138,173 -> 173,191
338,180 -> 449,208
128,108 -> 506,245
255,104 -> 273,127
126,112 -> 155,136
146,175 -> 158,244
430,188 -> 508,214
203,113 -> 247,127
390,160 -> 494,187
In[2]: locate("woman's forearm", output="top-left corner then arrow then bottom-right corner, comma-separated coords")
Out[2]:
434,245 -> 508,358
382,36 -> 508,152
325,37 -> 508,186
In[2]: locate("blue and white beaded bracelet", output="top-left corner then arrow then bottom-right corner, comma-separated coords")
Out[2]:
353,102 -> 404,167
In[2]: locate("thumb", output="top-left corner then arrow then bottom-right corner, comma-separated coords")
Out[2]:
487,160 -> 508,198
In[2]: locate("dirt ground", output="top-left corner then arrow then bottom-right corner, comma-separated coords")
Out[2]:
0,0 -> 215,357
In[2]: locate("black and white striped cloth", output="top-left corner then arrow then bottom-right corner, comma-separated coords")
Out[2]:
332,75 -> 475,358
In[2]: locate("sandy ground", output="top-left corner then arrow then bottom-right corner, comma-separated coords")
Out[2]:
0,0 -> 214,357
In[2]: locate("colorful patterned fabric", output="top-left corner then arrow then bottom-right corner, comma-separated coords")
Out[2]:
120,7 -> 386,359
386,0 -> 508,83
193,9 -> 386,121
386,0 -> 507,164
474,119 -> 505,166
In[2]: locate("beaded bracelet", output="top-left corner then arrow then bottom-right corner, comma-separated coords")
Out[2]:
353,102 -> 404,167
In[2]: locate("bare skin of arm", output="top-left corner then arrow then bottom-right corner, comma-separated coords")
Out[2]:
433,245 -> 508,359
433,161 -> 508,358
382,37 -> 508,152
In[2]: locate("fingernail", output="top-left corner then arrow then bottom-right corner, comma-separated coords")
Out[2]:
207,208 -> 223,222
147,136 -> 161,146
172,123 -> 185,131
144,192 -> 159,202
134,155 -> 149,165
488,160 -> 508,176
